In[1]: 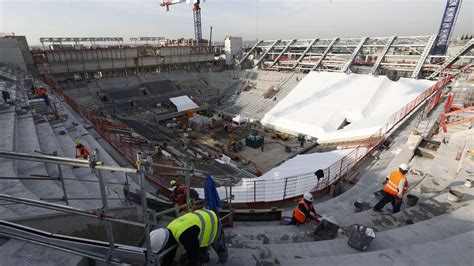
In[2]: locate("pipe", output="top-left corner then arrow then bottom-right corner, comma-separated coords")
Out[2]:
0,194 -> 145,228
0,150 -> 138,174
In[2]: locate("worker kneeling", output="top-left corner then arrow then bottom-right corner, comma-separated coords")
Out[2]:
291,192 -> 322,225
150,209 -> 228,266
373,163 -> 410,214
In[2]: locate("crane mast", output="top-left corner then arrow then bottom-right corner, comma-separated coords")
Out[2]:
160,0 -> 203,43
431,0 -> 462,56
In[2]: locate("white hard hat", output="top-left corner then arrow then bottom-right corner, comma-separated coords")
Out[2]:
399,163 -> 410,171
303,192 -> 313,202
150,228 -> 170,252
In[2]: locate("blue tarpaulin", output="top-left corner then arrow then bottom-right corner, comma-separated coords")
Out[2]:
205,175 -> 221,213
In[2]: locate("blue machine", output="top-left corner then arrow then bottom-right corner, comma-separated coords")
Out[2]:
431,0 -> 463,55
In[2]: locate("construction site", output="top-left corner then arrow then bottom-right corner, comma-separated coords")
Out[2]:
0,0 -> 473,265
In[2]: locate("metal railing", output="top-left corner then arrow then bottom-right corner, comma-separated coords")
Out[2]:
0,150 -> 219,265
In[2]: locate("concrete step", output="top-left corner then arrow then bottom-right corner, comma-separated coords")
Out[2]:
15,114 -> 64,200
281,132 -> 423,219
409,132 -> 466,199
52,123 -> 123,208
0,239 -> 86,266
35,122 -> 101,209
0,110 -> 52,218
60,102 -> 139,191
317,128 -> 468,226
237,205 -> 474,261
276,230 -> 474,266
338,137 -> 474,231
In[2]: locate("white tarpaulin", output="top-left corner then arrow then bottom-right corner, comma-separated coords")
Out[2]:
261,72 -> 435,143
170,95 -> 198,112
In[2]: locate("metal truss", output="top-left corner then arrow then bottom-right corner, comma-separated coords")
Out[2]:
40,37 -> 123,43
429,39 -> 474,79
235,35 -> 473,79
432,0 -> 463,55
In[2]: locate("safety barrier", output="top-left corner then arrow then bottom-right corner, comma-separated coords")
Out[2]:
224,76 -> 451,203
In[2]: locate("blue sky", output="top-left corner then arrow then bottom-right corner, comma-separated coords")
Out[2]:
1,0 -> 473,45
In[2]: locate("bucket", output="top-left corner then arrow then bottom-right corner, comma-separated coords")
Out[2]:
406,195 -> 419,206
313,219 -> 341,241
347,224 -> 375,251
448,189 -> 464,203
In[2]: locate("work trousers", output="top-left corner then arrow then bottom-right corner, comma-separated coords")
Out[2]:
373,191 -> 402,214
162,225 -> 207,266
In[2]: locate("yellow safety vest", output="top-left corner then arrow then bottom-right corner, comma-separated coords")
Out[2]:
167,209 -> 218,248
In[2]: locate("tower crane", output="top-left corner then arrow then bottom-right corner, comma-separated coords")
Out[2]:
160,0 -> 203,43
431,0 -> 463,55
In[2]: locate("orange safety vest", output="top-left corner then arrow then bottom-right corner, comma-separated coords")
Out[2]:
384,171 -> 409,197
292,198 -> 310,224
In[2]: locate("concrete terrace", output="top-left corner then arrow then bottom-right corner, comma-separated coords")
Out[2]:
0,61 -> 473,266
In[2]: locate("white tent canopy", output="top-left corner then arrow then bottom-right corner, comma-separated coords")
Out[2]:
261,72 -> 435,143
170,95 -> 199,112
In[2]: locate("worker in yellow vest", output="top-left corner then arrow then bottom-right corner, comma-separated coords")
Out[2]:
373,163 -> 410,214
150,209 -> 227,266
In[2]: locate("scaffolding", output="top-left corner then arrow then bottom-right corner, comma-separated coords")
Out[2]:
0,150 -> 232,265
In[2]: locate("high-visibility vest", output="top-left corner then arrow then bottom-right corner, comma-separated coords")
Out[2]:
292,198 -> 310,224
167,209 -> 218,248
81,147 -> 89,157
384,171 -> 408,196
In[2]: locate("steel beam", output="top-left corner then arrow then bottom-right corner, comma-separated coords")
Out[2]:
269,39 -> 296,67
0,194 -> 145,227
312,38 -> 338,71
255,40 -> 280,66
0,150 -> 137,174
369,36 -> 397,75
238,40 -> 262,63
292,38 -> 318,70
341,37 -> 368,72
429,39 -> 474,79
0,220 -> 147,264
411,35 -> 437,78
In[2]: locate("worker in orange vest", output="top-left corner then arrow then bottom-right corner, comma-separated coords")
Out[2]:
291,192 -> 321,225
373,163 -> 410,214
74,141 -> 90,160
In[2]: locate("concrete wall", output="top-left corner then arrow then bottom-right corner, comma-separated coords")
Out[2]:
225,36 -> 243,64
0,37 -> 28,71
